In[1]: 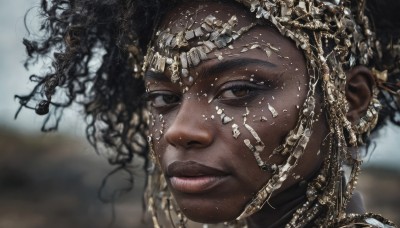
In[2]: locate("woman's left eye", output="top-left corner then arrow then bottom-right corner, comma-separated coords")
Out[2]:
217,84 -> 258,100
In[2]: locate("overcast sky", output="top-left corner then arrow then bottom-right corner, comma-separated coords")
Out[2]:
1,0 -> 399,168
0,0 -> 86,135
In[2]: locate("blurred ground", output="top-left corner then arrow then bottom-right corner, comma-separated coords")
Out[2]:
0,126 -> 398,227
0,126 -> 151,228
358,166 -> 400,225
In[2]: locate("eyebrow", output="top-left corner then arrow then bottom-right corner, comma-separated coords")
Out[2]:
201,58 -> 277,77
144,70 -> 171,82
144,58 -> 277,82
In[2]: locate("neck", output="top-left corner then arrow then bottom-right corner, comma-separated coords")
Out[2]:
245,182 -> 308,228
246,178 -> 366,228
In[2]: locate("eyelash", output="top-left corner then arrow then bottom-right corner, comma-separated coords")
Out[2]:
216,82 -> 263,103
146,81 -> 265,109
145,92 -> 181,109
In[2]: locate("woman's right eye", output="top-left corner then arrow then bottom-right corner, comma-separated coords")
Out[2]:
147,92 -> 181,108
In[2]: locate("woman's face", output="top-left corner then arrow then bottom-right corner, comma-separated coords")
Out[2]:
145,1 -> 327,223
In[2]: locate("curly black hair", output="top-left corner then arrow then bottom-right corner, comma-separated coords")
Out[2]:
16,0 -> 168,167
16,0 -> 400,169
366,0 -> 400,127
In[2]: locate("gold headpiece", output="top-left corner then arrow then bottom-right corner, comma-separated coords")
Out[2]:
144,0 -> 391,227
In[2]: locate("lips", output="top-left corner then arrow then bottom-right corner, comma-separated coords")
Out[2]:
167,161 -> 228,193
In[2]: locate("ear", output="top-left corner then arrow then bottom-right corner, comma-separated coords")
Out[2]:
345,66 -> 375,123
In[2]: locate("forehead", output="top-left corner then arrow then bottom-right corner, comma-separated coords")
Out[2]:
145,0 -> 307,85
159,1 -> 252,32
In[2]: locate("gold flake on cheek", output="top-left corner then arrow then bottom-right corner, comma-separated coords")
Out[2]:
267,103 -> 278,118
232,123 -> 241,139
244,123 -> 263,145
231,104 -> 276,172
222,115 -> 234,124
242,122 -> 276,172
215,106 -> 234,125
150,114 -> 166,142
147,136 -> 157,164
242,107 -> 250,124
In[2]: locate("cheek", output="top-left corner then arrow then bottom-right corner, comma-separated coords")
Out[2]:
215,90 -> 305,186
148,110 -> 169,162
216,105 -> 296,177
149,114 -> 164,139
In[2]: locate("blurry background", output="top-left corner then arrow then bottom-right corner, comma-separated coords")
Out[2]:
0,1 -> 399,227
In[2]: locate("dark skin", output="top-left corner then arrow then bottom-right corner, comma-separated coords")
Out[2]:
145,1 -> 374,227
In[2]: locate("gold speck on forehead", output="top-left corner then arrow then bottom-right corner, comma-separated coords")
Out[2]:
144,13 -> 257,85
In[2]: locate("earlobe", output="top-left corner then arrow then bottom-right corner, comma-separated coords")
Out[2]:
345,66 -> 375,123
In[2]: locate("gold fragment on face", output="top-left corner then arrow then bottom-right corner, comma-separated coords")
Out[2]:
267,103 -> 278,118
144,14 -> 257,85
232,124 -> 241,139
216,107 -> 234,125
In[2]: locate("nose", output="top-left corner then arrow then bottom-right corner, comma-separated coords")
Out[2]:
164,101 -> 214,149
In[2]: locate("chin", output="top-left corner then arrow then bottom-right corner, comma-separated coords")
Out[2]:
183,211 -> 235,224
176,197 -> 241,224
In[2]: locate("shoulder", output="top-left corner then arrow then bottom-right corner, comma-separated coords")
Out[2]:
337,213 -> 397,228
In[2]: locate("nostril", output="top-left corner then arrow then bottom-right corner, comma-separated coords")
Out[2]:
170,142 -> 177,147
187,141 -> 200,147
